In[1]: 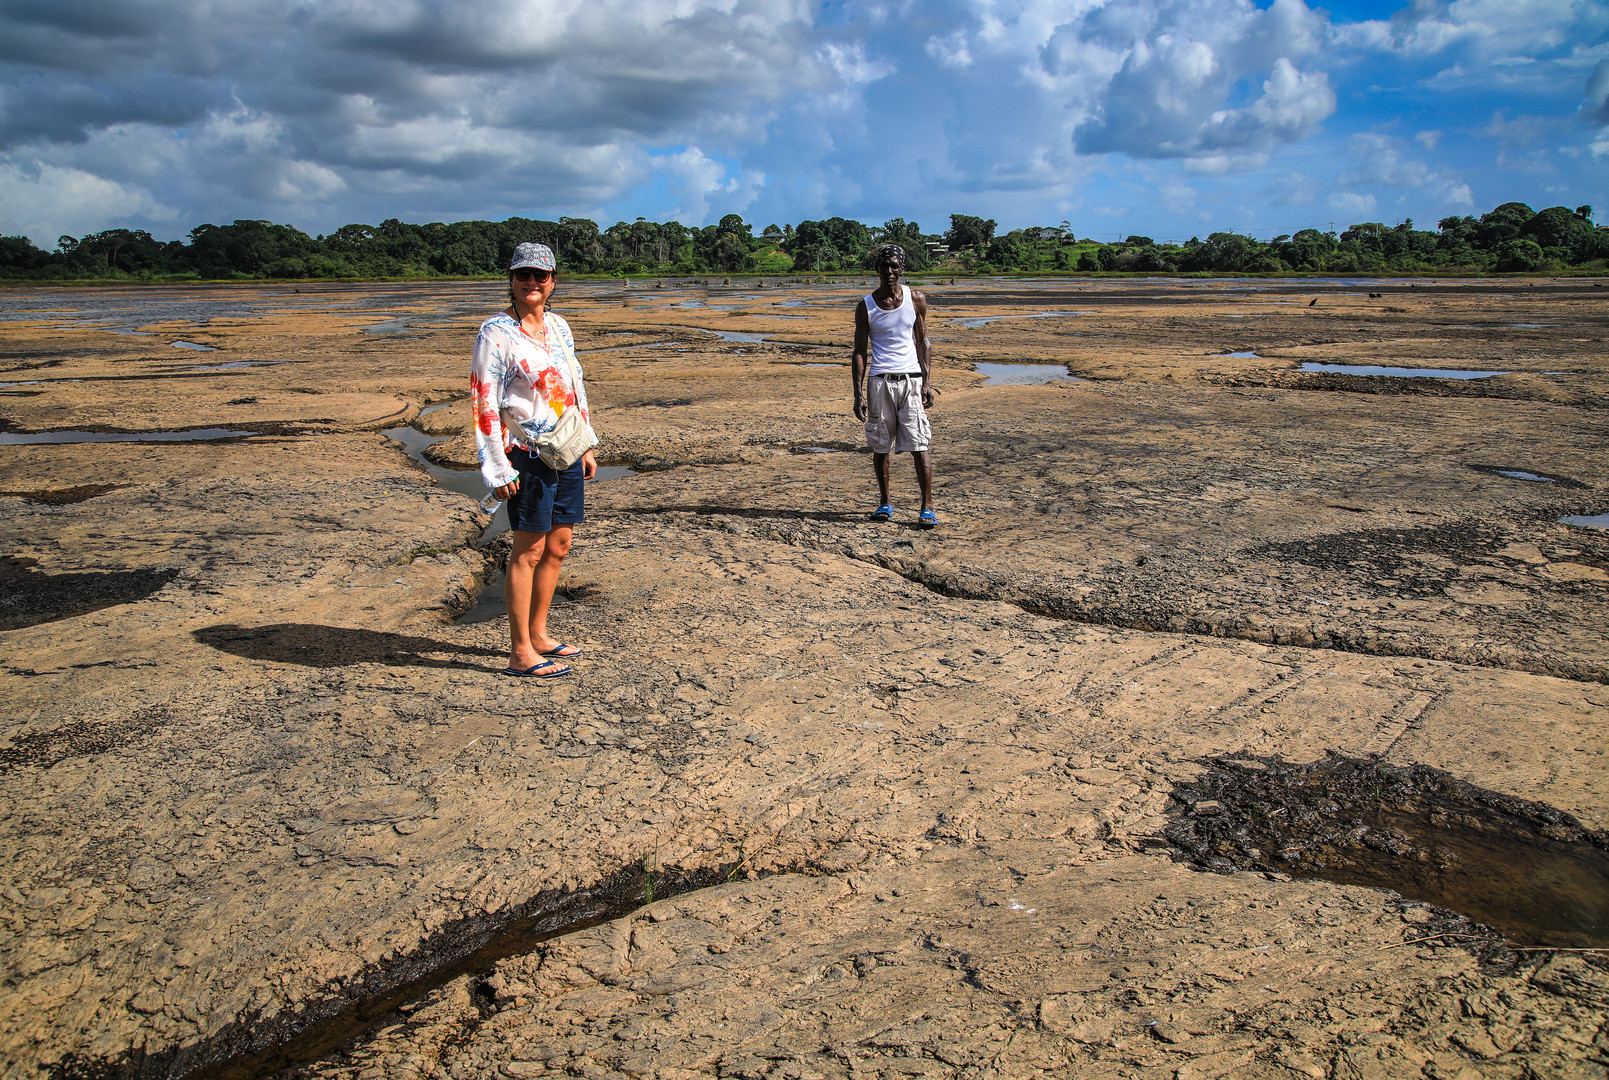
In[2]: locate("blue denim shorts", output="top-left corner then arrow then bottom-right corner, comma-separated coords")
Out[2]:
507,447 -> 585,533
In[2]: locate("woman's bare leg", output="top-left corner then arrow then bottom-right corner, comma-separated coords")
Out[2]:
528,524 -> 573,655
505,528 -> 550,670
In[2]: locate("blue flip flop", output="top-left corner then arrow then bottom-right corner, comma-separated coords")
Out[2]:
541,643 -> 582,658
918,509 -> 938,528
871,504 -> 894,521
502,660 -> 570,678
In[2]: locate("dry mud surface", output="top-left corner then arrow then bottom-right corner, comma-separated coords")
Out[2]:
0,277 -> 1606,1080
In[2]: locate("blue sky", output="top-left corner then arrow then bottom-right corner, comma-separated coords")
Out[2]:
1,0 -> 1605,248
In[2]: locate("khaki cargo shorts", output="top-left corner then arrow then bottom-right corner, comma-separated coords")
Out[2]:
865,373 -> 930,453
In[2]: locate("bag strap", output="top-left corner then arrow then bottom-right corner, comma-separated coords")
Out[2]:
548,313 -> 583,409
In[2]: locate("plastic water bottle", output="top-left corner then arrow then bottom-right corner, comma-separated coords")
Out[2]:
479,491 -> 502,514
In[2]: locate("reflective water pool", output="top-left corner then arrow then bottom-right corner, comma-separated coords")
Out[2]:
974,362 -> 1082,385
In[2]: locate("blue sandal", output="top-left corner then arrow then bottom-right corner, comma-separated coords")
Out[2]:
918,509 -> 938,528
871,504 -> 894,521
502,660 -> 570,679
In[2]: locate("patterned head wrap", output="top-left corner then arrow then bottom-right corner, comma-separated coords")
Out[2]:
874,243 -> 907,267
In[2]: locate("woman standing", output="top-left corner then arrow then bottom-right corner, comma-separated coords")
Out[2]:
471,242 -> 597,678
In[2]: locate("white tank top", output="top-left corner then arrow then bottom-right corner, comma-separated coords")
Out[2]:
865,287 -> 920,375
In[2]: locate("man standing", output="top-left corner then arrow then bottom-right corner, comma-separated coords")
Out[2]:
852,243 -> 937,527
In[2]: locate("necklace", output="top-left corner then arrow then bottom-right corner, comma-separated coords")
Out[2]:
513,306 -> 549,349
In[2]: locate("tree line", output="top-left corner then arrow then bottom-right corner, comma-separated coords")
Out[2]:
1,201 -> 1602,281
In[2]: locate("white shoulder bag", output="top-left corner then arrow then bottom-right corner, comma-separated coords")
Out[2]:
532,333 -> 598,472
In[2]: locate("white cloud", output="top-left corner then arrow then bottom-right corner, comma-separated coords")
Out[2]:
1185,152 -> 1271,174
1271,171 -> 1317,206
1480,111 -> 1561,146
1345,132 -> 1434,187
0,0 -> 827,239
1328,190 -> 1376,218
1582,59 -> 1609,124
651,146 -> 765,225
0,161 -> 175,247
924,31 -> 973,69
1415,129 -> 1442,150
1070,0 -> 1336,163
267,161 -> 349,203
1197,58 -> 1335,153
1347,0 -> 1591,58
1157,178 -> 1197,214
1340,132 -> 1477,212
820,42 -> 894,85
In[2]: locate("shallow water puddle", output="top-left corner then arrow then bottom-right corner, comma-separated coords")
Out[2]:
183,360 -> 282,372
363,318 -> 422,336
1495,470 -> 1557,483
1299,362 -> 1508,379
382,414 -> 633,622
0,427 -> 254,445
706,329 -> 769,343
383,422 -> 487,507
1221,351 -> 1260,358
1559,513 -> 1609,529
171,340 -> 216,351
457,467 -> 637,625
1167,755 -> 1609,948
974,362 -> 1082,386
953,311 -> 1092,328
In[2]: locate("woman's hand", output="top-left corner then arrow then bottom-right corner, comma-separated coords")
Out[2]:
581,450 -> 597,481
495,478 -> 520,501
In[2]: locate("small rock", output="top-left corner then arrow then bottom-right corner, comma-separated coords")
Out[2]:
129,989 -> 165,1015
1150,1020 -> 1191,1044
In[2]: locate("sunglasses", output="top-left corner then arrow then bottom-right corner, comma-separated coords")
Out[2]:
512,268 -> 552,282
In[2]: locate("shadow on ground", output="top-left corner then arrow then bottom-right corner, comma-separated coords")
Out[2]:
193,623 -> 503,670
0,555 -> 179,632
611,504 -> 871,523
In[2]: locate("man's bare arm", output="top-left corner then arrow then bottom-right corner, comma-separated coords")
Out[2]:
852,299 -> 871,420
912,289 -> 934,407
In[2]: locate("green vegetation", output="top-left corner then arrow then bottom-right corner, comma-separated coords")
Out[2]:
3,202 -> 1603,281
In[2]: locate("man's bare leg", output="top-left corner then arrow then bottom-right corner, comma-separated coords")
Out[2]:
913,450 -> 933,512
873,451 -> 892,506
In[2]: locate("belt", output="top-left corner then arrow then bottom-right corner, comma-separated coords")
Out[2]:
873,372 -> 918,380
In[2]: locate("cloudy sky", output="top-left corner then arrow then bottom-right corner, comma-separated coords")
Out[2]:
2,0 -> 1605,248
